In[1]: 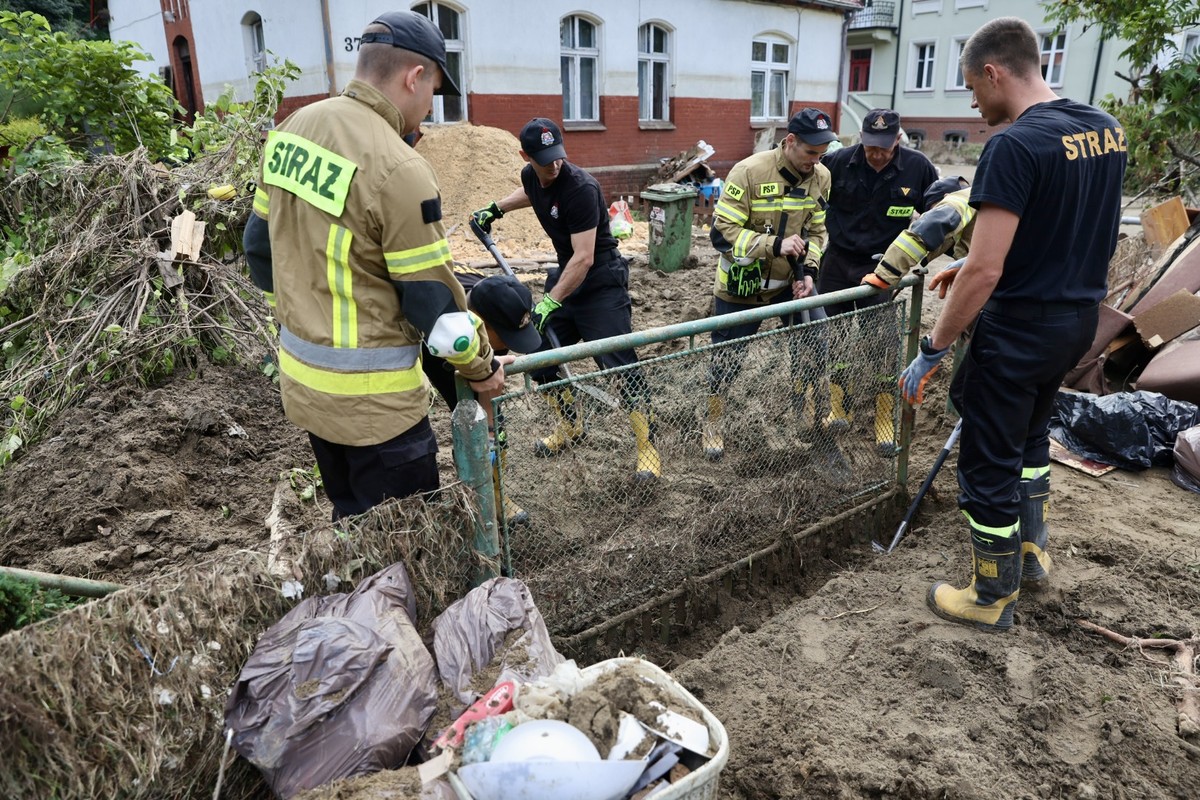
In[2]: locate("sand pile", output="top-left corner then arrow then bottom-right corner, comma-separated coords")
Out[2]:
417,123 -> 651,265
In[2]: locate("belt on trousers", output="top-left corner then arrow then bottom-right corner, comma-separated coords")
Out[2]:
983,298 -> 1094,320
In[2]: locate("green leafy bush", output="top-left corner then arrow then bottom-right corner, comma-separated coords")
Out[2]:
0,573 -> 81,634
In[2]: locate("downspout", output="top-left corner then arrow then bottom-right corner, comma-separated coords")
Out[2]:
320,0 -> 337,96
835,10 -> 850,130
1088,35 -> 1104,105
890,0 -> 904,109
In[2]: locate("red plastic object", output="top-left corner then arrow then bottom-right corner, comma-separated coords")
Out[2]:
433,681 -> 516,750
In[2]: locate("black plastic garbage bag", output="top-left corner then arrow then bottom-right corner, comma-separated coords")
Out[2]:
1050,390 -> 1200,471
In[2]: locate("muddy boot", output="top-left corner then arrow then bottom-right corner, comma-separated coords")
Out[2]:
701,394 -> 725,461
1019,466 -> 1052,588
492,449 -> 529,527
928,523 -> 1021,632
822,383 -> 851,434
793,381 -> 816,430
629,409 -> 662,484
874,392 -> 896,457
533,387 -> 585,458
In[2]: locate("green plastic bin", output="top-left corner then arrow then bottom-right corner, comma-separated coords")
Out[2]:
640,186 -> 698,273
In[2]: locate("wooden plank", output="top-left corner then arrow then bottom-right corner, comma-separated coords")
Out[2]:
1141,196 -> 1189,256
1049,437 -> 1117,477
170,209 -> 205,261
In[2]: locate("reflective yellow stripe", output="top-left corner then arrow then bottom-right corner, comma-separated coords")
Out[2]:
807,242 -> 823,262
262,130 -> 357,217
747,197 -> 815,214
962,510 -> 1018,538
384,239 -> 452,276
894,230 -> 928,262
1021,465 -> 1050,480
253,187 -> 270,217
733,229 -> 757,260
811,209 -> 826,224
278,349 -> 423,396
714,199 -> 748,225
442,322 -> 483,366
325,226 -> 356,349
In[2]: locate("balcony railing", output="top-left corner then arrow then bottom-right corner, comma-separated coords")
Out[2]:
849,1 -> 896,30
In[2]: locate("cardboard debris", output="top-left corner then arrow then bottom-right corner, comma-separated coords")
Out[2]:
1140,196 -> 1190,256
169,209 -> 205,261
1132,289 -> 1200,349
1049,437 -> 1116,477
1135,337 -> 1200,405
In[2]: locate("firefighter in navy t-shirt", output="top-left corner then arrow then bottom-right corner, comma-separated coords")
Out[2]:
472,118 -> 661,484
899,17 -> 1127,631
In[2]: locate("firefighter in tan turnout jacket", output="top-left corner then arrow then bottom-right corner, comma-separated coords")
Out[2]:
243,11 -> 508,519
703,108 -> 842,464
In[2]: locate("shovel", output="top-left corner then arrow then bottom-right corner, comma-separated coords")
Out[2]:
872,418 -> 962,555
468,220 -> 622,409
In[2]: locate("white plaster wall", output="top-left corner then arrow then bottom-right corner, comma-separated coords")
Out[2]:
107,1 -> 847,106
106,0 -> 172,78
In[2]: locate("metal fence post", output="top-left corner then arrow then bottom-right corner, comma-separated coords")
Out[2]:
896,277 -> 925,487
451,376 -> 500,585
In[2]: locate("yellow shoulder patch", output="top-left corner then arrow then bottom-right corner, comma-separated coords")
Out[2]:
723,182 -> 745,201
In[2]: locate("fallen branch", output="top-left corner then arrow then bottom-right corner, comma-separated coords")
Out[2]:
822,601 -> 885,622
1077,618 -> 1200,739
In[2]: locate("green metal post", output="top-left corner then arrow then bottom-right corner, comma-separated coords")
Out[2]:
897,277 -> 925,487
451,377 -> 500,585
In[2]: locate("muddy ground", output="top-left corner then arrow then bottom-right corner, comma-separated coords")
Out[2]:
2,149 -> 1199,799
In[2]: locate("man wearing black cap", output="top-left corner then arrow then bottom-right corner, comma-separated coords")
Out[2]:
817,108 -> 938,453
702,107 -> 844,468
422,270 -> 541,526
243,11 -> 511,520
471,118 -> 662,485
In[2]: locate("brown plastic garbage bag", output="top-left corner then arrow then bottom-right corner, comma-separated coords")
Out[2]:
431,577 -> 564,714
225,562 -> 438,798
1172,425 -> 1200,494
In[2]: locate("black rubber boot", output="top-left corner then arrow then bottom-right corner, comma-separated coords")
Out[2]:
928,525 -> 1021,632
1019,468 -> 1052,588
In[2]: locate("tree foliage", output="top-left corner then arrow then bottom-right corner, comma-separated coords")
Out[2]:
1043,0 -> 1200,201
0,10 -> 180,160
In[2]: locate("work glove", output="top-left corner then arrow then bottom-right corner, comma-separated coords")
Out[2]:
929,265 -> 961,299
471,201 -> 504,233
861,271 -> 899,302
530,295 -> 562,333
899,335 -> 950,406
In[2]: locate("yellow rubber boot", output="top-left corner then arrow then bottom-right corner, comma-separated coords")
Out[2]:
701,394 -> 725,461
492,450 -> 529,527
629,409 -> 662,484
875,393 -> 896,457
533,388 -> 585,457
927,531 -> 1021,632
793,381 -> 816,429
823,383 -> 851,433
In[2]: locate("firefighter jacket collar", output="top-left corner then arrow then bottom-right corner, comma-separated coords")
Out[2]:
341,79 -> 406,137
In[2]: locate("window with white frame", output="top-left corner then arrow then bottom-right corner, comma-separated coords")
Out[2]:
750,36 -> 791,121
1040,29 -> 1067,87
1184,32 -> 1198,57
561,15 -> 599,122
947,37 -> 968,90
910,41 -> 936,90
954,0 -> 986,8
638,22 -> 671,122
912,0 -> 942,14
414,2 -> 466,122
242,12 -> 266,74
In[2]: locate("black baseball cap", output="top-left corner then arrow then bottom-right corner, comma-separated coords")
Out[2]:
362,11 -> 460,96
787,108 -> 837,146
469,275 -> 542,354
861,108 -> 901,147
923,175 -> 970,208
519,118 -> 567,166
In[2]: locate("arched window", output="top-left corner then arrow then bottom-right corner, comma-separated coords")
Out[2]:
241,11 -> 266,75
638,22 -> 671,122
561,15 -> 599,121
414,2 -> 466,122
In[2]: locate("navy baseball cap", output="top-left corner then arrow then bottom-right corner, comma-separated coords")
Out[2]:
923,175 -> 969,208
861,108 -> 901,147
519,118 -> 567,166
469,275 -> 542,354
788,108 -> 837,146
362,11 -> 460,96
